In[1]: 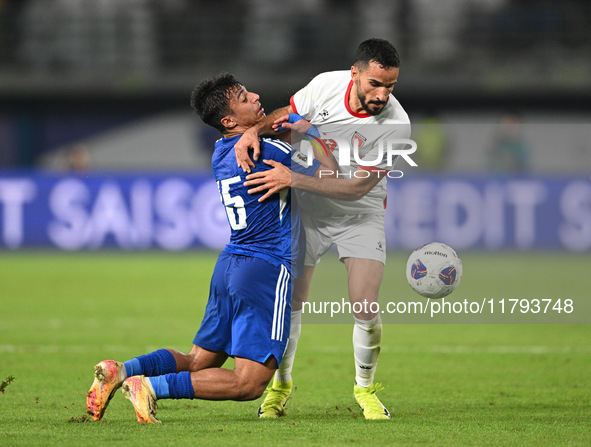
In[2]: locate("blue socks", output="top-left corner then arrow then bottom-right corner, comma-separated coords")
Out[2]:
123,349 -> 194,400
147,374 -> 170,398
124,349 -> 177,378
148,372 -> 194,400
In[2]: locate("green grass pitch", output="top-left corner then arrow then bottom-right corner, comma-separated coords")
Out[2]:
0,251 -> 589,446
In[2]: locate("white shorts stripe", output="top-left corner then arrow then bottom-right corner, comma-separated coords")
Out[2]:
271,269 -> 282,341
277,265 -> 289,340
272,265 -> 290,341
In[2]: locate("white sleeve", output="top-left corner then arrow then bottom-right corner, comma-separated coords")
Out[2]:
290,74 -> 325,120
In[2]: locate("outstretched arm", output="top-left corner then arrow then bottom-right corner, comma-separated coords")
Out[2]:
244,114 -> 385,201
234,105 -> 293,173
245,161 -> 384,202
292,170 -> 384,201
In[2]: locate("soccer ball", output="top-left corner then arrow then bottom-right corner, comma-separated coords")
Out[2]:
406,242 -> 462,299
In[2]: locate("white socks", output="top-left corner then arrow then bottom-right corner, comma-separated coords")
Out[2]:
273,309 -> 382,388
352,314 -> 382,388
275,309 -> 302,384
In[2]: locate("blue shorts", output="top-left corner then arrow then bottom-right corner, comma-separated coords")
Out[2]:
193,251 -> 292,366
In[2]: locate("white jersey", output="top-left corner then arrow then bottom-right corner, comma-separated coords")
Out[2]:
291,70 -> 411,216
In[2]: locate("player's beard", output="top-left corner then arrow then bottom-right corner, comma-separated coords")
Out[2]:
357,80 -> 386,116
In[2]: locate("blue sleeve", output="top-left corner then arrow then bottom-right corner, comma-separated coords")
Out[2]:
292,152 -> 321,176
259,138 -> 321,177
258,138 -> 293,168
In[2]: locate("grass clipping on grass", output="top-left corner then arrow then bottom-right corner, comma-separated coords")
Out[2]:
0,376 -> 15,394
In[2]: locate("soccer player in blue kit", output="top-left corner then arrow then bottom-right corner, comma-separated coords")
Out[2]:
85,73 -> 327,423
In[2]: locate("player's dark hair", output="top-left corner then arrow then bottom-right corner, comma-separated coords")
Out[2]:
354,38 -> 400,70
190,73 -> 242,133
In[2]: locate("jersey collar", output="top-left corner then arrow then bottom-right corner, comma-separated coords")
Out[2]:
345,80 -> 372,118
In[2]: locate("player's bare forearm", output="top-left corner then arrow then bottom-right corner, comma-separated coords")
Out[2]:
257,105 -> 293,136
235,105 -> 293,173
245,159 -> 384,201
292,171 -> 384,201
314,143 -> 339,173
274,113 -> 339,172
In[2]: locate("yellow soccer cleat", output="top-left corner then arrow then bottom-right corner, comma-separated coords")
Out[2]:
258,379 -> 293,418
86,360 -> 124,421
121,376 -> 161,423
354,383 -> 391,420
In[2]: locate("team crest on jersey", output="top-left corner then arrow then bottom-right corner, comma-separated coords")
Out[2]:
318,109 -> 330,121
351,131 -> 367,149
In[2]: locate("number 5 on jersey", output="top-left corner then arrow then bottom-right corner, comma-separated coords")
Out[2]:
218,176 -> 247,230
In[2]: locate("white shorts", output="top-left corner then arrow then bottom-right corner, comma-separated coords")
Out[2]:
301,212 -> 386,266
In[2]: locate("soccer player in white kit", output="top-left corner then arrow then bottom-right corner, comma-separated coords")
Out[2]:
235,38 -> 411,420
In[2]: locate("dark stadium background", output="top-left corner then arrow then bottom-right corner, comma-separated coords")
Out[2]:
0,0 -> 590,252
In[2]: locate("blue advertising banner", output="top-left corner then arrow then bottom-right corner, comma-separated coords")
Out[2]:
0,172 -> 589,251
0,172 -> 230,251
385,175 -> 591,251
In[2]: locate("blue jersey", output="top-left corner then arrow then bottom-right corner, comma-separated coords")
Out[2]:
213,136 -> 297,271
194,135 -> 320,360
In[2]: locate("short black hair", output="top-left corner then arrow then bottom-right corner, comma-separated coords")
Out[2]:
354,38 -> 400,70
190,73 -> 242,133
